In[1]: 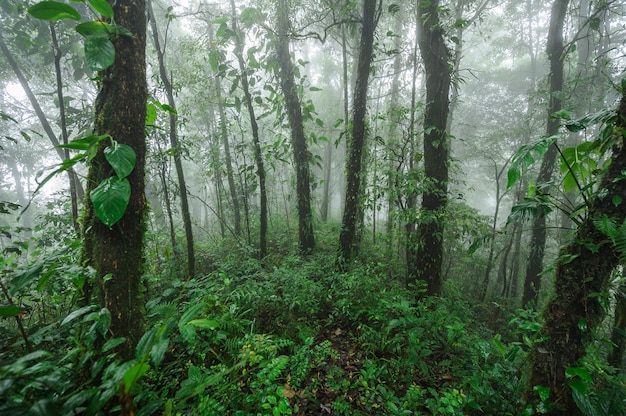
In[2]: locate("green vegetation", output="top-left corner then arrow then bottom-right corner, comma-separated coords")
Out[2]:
2,217 -> 625,415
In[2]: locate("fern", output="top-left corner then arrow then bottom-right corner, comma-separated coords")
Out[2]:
593,216 -> 626,261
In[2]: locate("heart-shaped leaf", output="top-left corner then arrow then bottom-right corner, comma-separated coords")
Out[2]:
90,177 -> 131,227
84,35 -> 115,72
28,1 -> 81,21
104,143 -> 136,179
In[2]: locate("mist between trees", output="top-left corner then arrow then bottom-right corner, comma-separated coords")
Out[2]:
0,0 -> 625,414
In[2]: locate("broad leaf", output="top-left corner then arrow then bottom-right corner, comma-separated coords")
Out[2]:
507,135 -> 559,189
90,177 -> 131,227
61,305 -> 98,326
56,134 -> 102,151
188,319 -> 219,329
28,1 -> 81,21
76,21 -> 112,37
84,36 -> 115,71
10,261 -> 44,294
122,363 -> 150,393
0,305 -> 21,317
104,143 -> 136,179
87,0 -> 114,18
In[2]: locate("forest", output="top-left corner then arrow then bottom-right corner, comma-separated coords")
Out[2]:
0,0 -> 625,414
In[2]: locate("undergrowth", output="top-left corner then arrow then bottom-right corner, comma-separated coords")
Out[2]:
1,219 -> 625,415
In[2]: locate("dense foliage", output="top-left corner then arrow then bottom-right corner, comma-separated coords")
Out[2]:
1,0 -> 625,414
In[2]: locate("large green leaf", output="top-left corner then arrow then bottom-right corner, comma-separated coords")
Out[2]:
0,305 -> 21,317
104,143 -> 136,179
84,35 -> 115,71
90,177 -> 131,227
28,1 -> 81,21
123,363 -> 150,393
87,0 -> 114,18
75,21 -> 112,37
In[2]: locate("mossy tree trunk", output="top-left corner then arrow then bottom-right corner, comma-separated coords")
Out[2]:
81,0 -> 147,360
525,88 -> 626,414
276,0 -> 315,253
410,0 -> 452,296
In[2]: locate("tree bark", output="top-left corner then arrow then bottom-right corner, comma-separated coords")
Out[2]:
525,89 -> 626,414
80,0 -> 148,360
522,0 -> 570,309
337,0 -> 378,266
411,0 -> 452,296
276,0 -> 315,253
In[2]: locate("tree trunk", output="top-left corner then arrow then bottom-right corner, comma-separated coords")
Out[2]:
50,23 -> 80,232
230,0 -> 268,258
80,0 -> 147,360
0,27 -> 85,200
276,0 -> 315,253
320,141 -> 332,222
208,20 -> 242,237
148,0 -> 194,278
337,0 -> 378,265
522,0 -> 570,309
411,0 -> 452,296
526,89 -> 626,414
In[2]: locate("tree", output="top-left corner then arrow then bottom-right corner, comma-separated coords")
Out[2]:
337,0 -> 379,266
0,27 -> 85,203
525,84 -> 626,415
148,0 -> 195,278
230,0 -> 268,258
409,0 -> 452,296
80,0 -> 148,359
521,0 -> 570,308
275,0 -> 315,253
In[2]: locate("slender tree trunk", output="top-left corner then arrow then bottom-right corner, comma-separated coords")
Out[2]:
148,0 -> 194,278
337,0 -> 378,266
276,0 -> 315,253
405,21 -> 421,286
155,139 -> 177,251
522,0 -> 570,309
320,141 -> 332,222
0,27 -> 85,200
50,23 -> 80,232
526,89 -> 626,414
385,1 -> 404,250
338,25 -> 350,216
230,0 -> 268,258
411,0 -> 452,296
480,160 -> 508,301
496,233 -> 514,297
80,0 -> 148,360
207,24 -> 242,237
